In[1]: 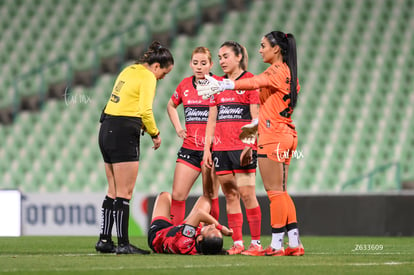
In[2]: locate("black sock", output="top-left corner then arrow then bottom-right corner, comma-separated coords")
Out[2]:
286,222 -> 298,232
99,196 -> 114,241
114,197 -> 130,245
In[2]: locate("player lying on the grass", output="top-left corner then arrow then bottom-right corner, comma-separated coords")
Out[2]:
148,192 -> 233,255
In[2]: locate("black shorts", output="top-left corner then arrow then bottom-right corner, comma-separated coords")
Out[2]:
98,115 -> 142,163
213,150 -> 257,175
176,147 -> 204,171
147,218 -> 172,252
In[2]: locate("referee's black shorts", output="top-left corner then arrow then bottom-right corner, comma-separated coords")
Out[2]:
98,114 -> 142,163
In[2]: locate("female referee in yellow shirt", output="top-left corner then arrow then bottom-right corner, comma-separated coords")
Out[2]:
96,41 -> 174,254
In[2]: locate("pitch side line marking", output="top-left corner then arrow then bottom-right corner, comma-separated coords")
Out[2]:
1,262 -> 412,273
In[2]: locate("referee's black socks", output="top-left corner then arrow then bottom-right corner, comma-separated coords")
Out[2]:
99,196 -> 114,241
114,197 -> 130,245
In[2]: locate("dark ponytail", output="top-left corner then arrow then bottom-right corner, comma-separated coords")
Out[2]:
138,41 -> 174,68
265,31 -> 298,108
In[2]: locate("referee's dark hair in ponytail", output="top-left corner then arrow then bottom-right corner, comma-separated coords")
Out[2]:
139,41 -> 174,68
265,31 -> 298,108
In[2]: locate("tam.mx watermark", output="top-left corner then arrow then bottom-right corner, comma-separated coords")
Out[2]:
63,87 -> 92,106
274,143 -> 304,161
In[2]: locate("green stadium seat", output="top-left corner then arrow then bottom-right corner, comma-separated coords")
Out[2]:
1,0 -> 413,194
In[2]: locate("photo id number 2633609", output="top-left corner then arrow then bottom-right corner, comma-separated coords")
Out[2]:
352,244 -> 384,252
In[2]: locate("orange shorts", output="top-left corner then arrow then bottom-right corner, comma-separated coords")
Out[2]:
257,133 -> 298,165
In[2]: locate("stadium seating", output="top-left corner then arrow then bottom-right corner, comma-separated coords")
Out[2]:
1,0 -> 413,194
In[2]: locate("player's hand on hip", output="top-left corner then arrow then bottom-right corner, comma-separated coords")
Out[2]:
176,129 -> 187,139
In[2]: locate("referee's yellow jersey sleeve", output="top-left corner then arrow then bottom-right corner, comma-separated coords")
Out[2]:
137,69 -> 159,136
104,64 -> 159,136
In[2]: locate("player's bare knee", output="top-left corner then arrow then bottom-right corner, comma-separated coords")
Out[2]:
223,190 -> 239,202
235,173 -> 255,187
159,192 -> 172,202
171,189 -> 188,201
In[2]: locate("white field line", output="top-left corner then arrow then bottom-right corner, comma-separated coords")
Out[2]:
0,262 -> 413,273
0,251 -> 412,258
0,254 -> 413,273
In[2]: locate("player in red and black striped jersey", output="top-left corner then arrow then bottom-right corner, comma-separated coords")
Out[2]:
167,47 -> 221,226
148,192 -> 232,255
203,42 -> 263,256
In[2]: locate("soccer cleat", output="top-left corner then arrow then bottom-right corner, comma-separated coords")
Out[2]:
116,243 -> 151,255
285,243 -> 305,256
226,243 -> 245,255
95,239 -> 116,253
263,246 -> 285,256
241,243 -> 264,256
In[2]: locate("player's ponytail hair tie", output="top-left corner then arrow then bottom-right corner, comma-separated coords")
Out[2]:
149,41 -> 163,51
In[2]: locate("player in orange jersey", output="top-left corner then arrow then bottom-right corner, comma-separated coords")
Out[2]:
197,31 -> 304,256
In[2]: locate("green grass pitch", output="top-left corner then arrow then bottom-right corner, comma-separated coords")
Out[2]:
0,236 -> 413,274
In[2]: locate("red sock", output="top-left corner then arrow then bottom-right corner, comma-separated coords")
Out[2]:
246,206 -> 261,241
227,213 -> 243,242
210,198 -> 219,220
171,199 -> 185,225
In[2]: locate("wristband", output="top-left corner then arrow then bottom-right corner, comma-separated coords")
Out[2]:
216,224 -> 223,231
151,131 -> 160,139
222,79 -> 235,90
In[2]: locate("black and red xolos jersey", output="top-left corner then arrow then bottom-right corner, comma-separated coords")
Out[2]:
151,223 -> 201,255
171,75 -> 221,150
209,71 -> 260,151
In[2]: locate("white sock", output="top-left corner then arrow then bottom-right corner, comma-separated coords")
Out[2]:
234,240 -> 244,247
271,232 -> 284,250
251,240 -> 261,246
287,228 -> 299,247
